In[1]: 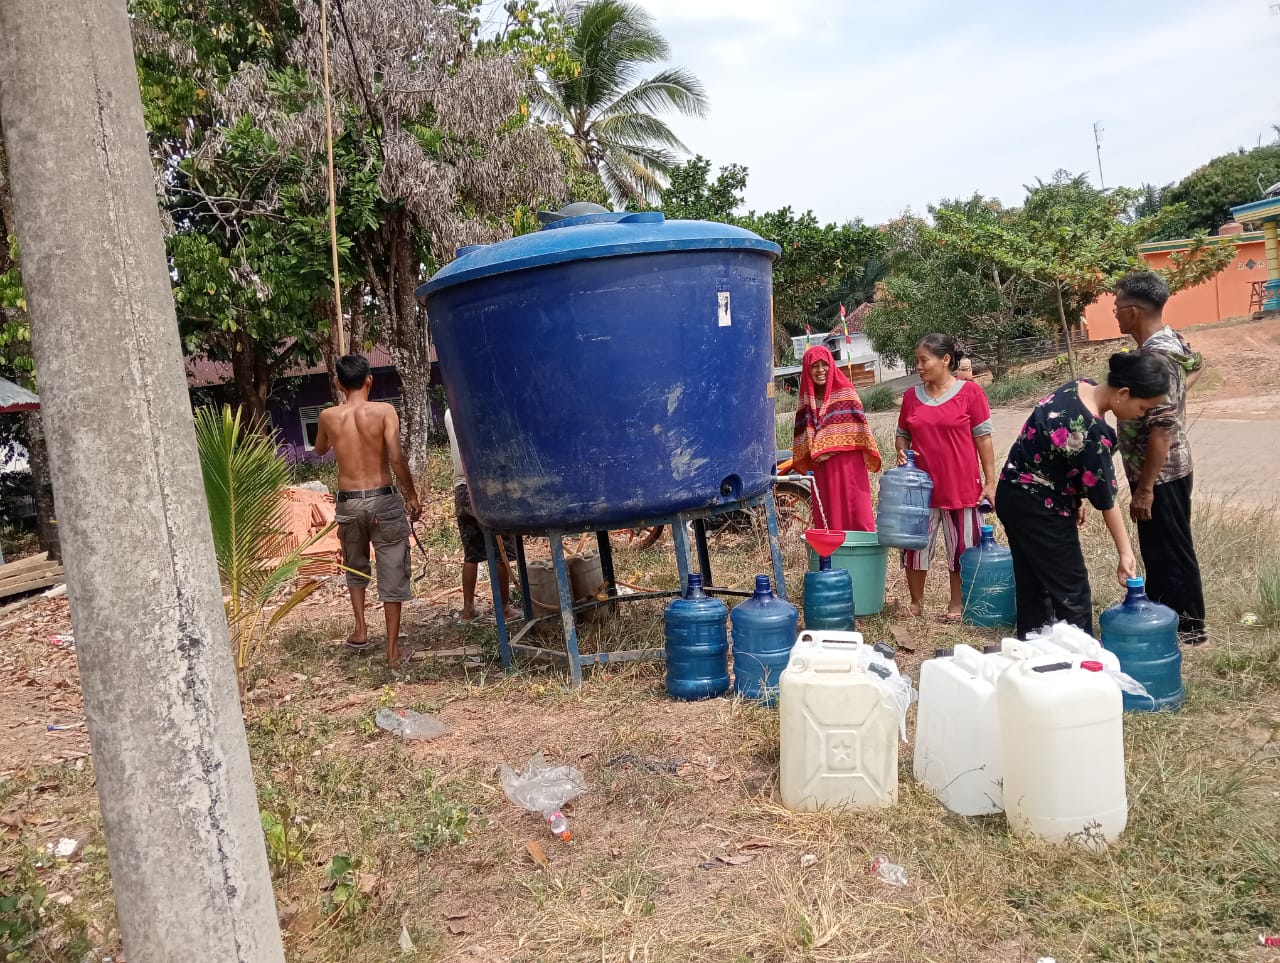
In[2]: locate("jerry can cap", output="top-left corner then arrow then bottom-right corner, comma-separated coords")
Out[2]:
1080,660 -> 1104,672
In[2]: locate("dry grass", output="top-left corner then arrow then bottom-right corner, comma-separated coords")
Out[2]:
3,443 -> 1279,963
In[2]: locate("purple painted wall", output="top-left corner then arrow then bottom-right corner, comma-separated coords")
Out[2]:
269,367 -> 404,463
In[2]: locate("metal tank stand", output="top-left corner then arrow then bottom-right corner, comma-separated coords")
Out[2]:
482,488 -> 787,686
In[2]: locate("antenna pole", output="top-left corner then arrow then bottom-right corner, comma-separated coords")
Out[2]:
1093,121 -> 1106,189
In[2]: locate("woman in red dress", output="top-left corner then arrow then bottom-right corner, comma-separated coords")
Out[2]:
895,334 -> 997,620
792,345 -> 881,532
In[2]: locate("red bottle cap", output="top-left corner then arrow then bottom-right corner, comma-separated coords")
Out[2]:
1080,660 -> 1104,672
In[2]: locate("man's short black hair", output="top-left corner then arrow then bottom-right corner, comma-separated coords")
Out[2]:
335,354 -> 371,390
1115,271 -> 1170,312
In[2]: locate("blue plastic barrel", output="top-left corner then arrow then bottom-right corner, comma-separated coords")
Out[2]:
1099,577 -> 1182,711
959,525 -> 1016,628
664,573 -> 730,701
416,211 -> 782,532
731,575 -> 798,706
802,555 -> 855,631
876,450 -> 933,550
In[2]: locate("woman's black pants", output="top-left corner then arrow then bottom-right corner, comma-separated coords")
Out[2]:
995,479 -> 1093,639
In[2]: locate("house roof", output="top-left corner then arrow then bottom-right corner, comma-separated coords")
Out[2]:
0,376 -> 40,413
185,345 -> 399,389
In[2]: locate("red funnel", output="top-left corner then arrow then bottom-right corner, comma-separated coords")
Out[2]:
805,528 -> 846,558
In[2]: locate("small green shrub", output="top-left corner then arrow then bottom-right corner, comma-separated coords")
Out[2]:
860,385 -> 897,412
1258,565 -> 1280,626
985,373 -> 1043,407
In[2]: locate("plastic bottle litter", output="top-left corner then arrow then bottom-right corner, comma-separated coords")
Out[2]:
499,751 -> 587,841
546,811 -> 570,839
870,855 -> 908,887
1259,934 -> 1280,948
374,707 -> 450,741
48,633 -> 75,650
47,721 -> 85,732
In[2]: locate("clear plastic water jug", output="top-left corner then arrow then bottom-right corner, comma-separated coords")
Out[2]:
730,575 -> 798,706
1099,577 -> 1182,712
663,573 -> 730,701
997,656 -> 1127,845
959,525 -> 1016,628
779,632 -> 899,810
876,450 -> 933,550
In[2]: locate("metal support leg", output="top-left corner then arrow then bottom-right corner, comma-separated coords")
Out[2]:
549,533 -> 583,686
595,529 -> 617,596
515,535 -> 533,622
765,491 -> 788,601
671,513 -> 692,592
485,529 -> 511,671
693,518 -> 712,586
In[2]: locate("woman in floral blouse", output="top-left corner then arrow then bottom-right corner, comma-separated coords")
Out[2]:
995,352 -> 1171,638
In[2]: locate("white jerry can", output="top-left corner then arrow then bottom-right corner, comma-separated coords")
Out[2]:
778,631 -> 899,811
913,643 -> 1005,816
997,655 -> 1128,845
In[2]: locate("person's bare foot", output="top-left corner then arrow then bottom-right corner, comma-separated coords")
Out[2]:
503,606 -> 520,622
907,601 -> 924,618
459,607 -> 476,622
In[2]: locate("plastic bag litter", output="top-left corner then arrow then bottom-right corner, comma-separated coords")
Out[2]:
499,750 -> 587,818
374,707 -> 450,741
870,855 -> 908,887
846,643 -> 917,743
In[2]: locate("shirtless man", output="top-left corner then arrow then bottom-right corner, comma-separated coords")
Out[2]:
314,354 -> 422,667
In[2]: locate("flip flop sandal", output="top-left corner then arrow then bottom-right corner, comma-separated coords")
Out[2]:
345,637 -> 376,654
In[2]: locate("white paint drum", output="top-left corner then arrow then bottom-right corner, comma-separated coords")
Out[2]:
778,632 -> 899,811
997,656 -> 1127,845
913,644 -> 1005,816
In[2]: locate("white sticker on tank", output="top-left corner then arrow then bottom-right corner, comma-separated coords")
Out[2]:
717,291 -> 732,327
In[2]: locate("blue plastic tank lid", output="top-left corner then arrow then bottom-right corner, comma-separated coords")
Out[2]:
980,524 -> 994,535
416,211 -> 782,300
1126,577 -> 1145,588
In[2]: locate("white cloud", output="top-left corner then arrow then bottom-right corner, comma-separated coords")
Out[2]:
631,0 -> 1280,223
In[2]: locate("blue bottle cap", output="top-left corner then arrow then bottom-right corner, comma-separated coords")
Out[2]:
1126,576 -> 1145,589
980,524 -> 994,536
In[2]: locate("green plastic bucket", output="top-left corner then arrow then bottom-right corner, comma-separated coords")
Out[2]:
805,530 -> 889,617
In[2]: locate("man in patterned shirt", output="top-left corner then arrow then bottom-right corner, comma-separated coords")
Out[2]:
1113,271 -> 1206,645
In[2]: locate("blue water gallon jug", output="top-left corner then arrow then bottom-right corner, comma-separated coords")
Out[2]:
959,525 -> 1016,628
730,575 -> 798,706
664,573 -> 730,701
1099,577 -> 1182,712
802,555 -> 855,631
876,450 -> 933,550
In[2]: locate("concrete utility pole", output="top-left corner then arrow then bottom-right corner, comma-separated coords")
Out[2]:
0,4 -> 285,962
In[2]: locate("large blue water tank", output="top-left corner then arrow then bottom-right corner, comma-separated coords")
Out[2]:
416,211 -> 781,532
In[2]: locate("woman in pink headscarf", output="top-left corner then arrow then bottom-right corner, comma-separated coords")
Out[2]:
791,345 -> 881,531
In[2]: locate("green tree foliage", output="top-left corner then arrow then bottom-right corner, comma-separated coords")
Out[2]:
177,0 -> 568,472
658,156 -> 887,354
132,0 -> 319,427
659,155 -> 747,222
870,174 -> 1235,378
539,0 -> 708,206
864,202 -> 1041,378
1154,146 -> 1280,238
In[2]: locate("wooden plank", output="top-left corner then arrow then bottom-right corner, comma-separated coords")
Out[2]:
0,552 -> 50,579
0,563 -> 62,591
0,574 -> 64,600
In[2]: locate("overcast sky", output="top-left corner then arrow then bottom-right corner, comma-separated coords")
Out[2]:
629,0 -> 1280,225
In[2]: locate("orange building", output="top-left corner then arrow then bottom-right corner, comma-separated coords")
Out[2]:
1084,232 -> 1269,340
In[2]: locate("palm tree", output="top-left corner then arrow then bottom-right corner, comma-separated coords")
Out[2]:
540,0 -> 708,206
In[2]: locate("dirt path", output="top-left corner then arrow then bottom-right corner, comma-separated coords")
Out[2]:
870,315 -> 1280,507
